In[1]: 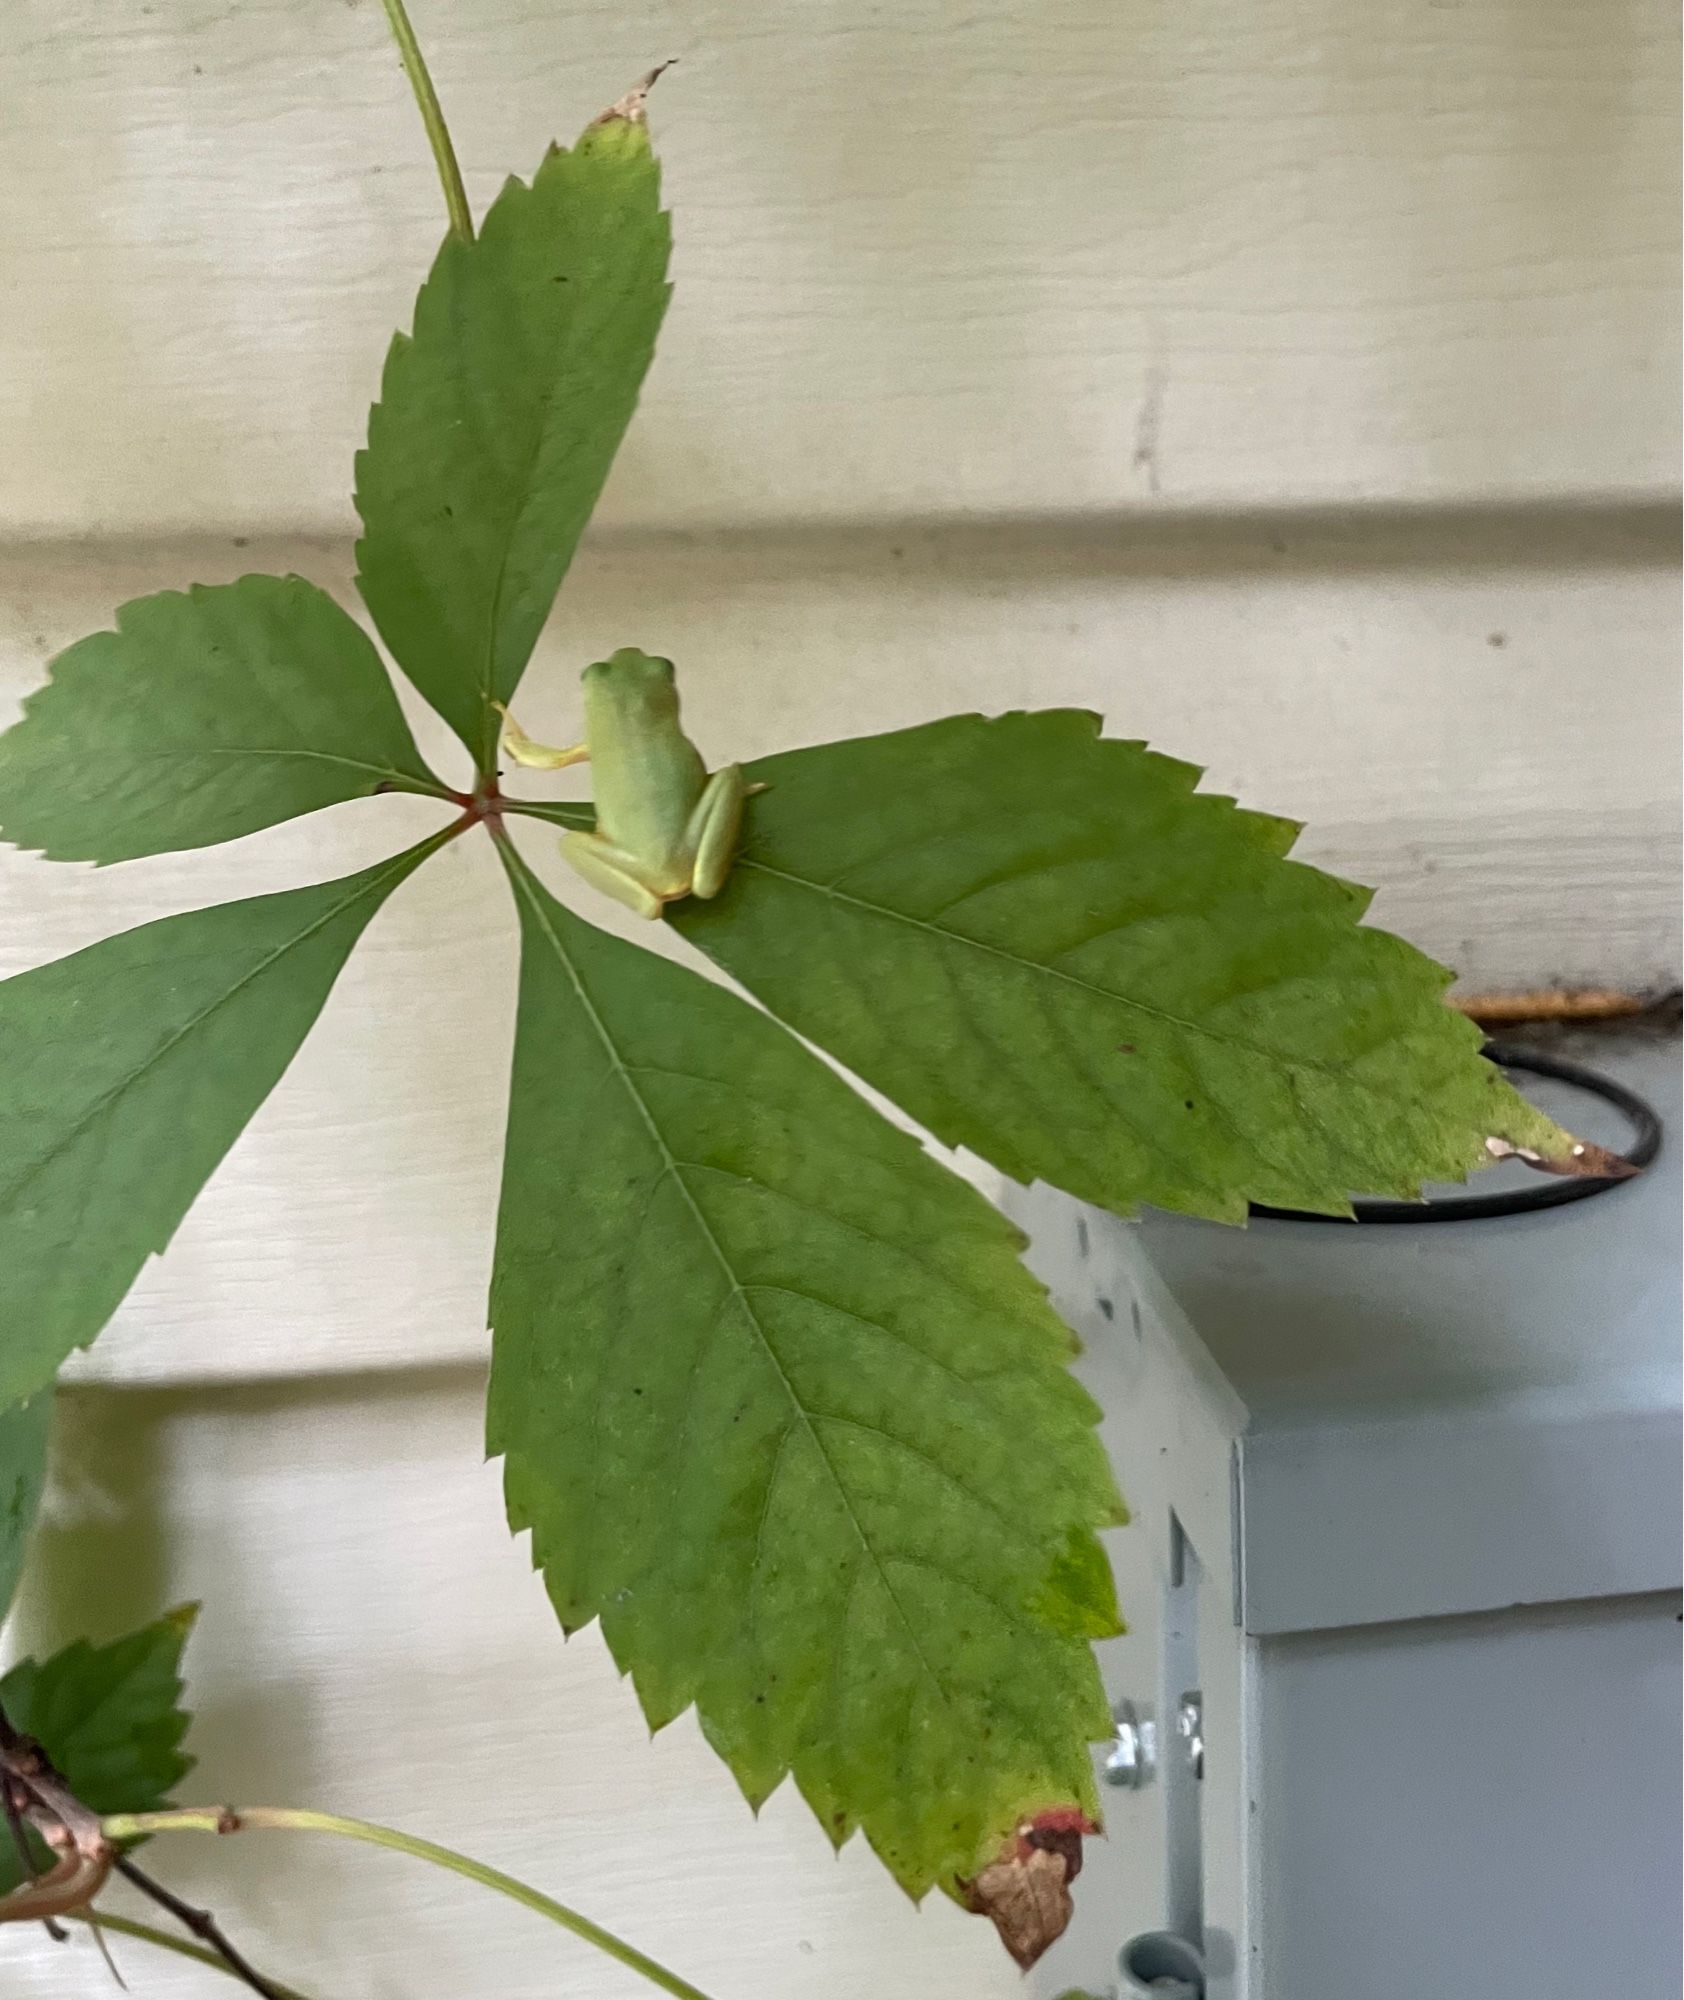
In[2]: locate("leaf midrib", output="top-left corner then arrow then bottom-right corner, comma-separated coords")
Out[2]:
503,852 -> 958,1715
739,855 -> 1414,1195
0,846 -> 423,1216
474,186 -> 644,765
503,800 -> 1387,1079
46,746 -> 445,792
736,854 -> 1378,1086
504,802 -> 1421,1184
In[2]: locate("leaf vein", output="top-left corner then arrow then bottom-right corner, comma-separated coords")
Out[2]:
739,855 -> 1402,1092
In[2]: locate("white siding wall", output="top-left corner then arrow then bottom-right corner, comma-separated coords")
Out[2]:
1,0 -> 1677,1994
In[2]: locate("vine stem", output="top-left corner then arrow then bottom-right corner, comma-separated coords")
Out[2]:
99,1808 -> 719,2000
69,1911 -> 320,2000
377,0 -> 475,241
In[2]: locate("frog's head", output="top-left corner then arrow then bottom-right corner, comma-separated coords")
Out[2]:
582,648 -> 680,722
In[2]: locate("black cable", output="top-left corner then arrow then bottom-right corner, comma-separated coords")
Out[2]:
1249,1040 -> 1664,1226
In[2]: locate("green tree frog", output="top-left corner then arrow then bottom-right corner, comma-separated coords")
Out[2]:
498,648 -> 752,920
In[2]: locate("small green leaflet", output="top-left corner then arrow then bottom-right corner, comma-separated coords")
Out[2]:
489,853 -> 1122,1896
0,575 -> 446,862
355,102 -> 672,766
649,712 -> 1574,1221
0,1606 -> 196,1896
0,1394 -> 51,1621
0,837 -> 442,1405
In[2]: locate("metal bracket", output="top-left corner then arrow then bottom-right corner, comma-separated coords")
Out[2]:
1177,1689 -> 1205,1782
1103,1698 -> 1158,1789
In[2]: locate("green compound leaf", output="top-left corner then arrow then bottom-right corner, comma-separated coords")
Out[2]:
0,1393 -> 51,1623
0,837 -> 444,1405
0,575 -> 446,863
0,1605 -> 196,1895
490,851 -> 1122,1898
653,711 -> 1575,1222
356,101 -> 671,766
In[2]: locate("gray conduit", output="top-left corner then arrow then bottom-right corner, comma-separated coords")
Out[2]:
1119,1929 -> 1206,1998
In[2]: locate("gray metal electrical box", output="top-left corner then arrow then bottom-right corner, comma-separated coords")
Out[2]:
1010,1035 -> 1682,2000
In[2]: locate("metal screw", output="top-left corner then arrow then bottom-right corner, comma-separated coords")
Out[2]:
1104,1699 -> 1158,1788
1176,1690 -> 1204,1781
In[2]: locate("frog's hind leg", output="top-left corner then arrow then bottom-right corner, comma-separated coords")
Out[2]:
688,763 -> 749,900
560,831 -> 668,920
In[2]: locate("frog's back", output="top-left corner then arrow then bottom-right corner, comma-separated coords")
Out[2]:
584,650 -> 706,864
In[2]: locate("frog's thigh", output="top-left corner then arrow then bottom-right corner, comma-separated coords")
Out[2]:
560,831 -> 668,921
688,764 -> 748,900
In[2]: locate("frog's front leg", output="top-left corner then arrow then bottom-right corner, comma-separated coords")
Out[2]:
559,831 -> 671,921
496,704 -> 590,772
687,763 -> 749,899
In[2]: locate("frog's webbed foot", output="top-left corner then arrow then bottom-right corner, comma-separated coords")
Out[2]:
495,703 -> 590,772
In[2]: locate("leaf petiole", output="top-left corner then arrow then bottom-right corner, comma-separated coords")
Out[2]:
494,795 -> 595,831
70,1911 -> 319,2000
377,0 -> 475,242
375,768 -> 472,806
100,1807 -> 719,2000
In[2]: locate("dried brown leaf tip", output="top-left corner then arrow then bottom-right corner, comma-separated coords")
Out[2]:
960,1806 -> 1096,1970
591,61 -> 675,128
1485,1133 -> 1641,1180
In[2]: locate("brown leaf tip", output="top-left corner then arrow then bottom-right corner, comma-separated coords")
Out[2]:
592,60 -> 676,128
1485,1134 -> 1642,1181
960,1807 -> 1098,1970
